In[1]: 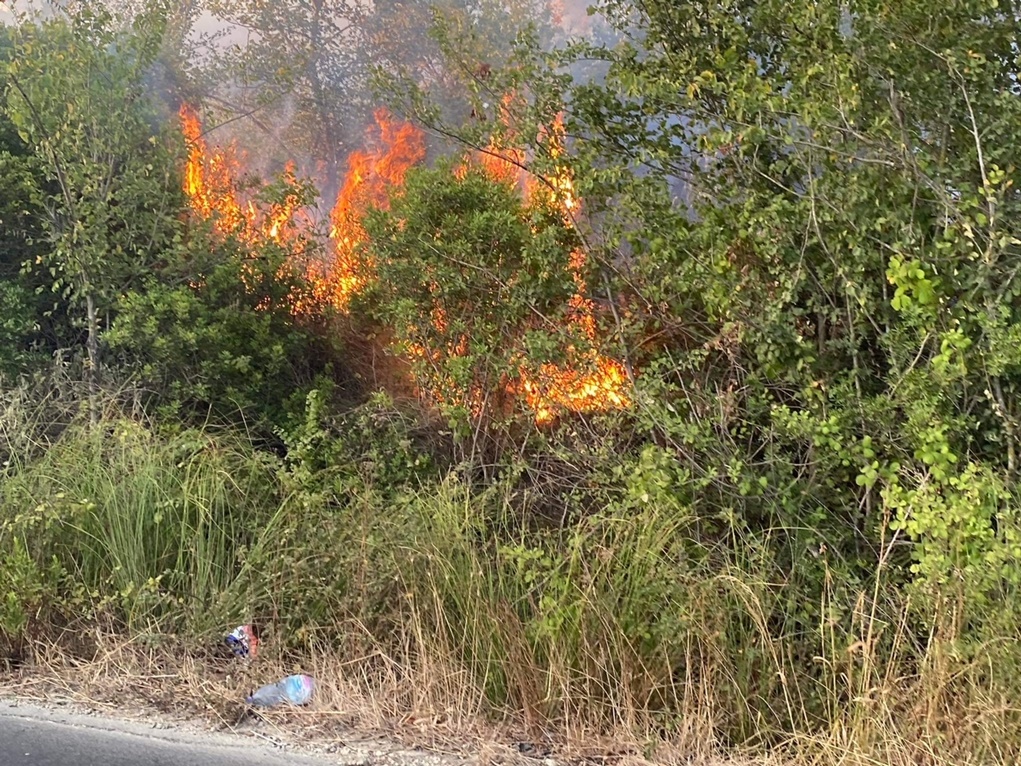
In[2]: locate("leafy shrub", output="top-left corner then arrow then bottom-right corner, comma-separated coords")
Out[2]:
0,282 -> 40,380
106,234 -> 335,433
361,161 -> 591,428
230,389 -> 443,646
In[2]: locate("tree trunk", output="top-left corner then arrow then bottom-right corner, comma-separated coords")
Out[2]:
85,290 -> 99,426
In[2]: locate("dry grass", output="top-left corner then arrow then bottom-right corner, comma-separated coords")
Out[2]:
0,630 -> 635,765
0,629 -> 702,765
2,393 -> 1019,766
2,626 -> 1016,766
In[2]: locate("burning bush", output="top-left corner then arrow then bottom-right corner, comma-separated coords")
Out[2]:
359,160 -> 629,426
176,103 -> 631,427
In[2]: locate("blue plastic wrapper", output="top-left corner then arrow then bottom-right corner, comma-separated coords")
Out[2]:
225,624 -> 259,659
246,674 -> 315,707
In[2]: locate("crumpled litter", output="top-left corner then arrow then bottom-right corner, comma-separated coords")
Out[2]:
246,673 -> 316,707
225,623 -> 259,659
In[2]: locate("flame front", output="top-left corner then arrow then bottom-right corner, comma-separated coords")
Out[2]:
179,103 -> 630,424
180,104 -> 305,248
314,108 -> 426,311
180,104 -> 319,315
510,114 -> 630,424
181,104 -> 245,235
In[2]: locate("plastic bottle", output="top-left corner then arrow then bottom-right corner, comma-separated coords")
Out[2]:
246,674 -> 316,707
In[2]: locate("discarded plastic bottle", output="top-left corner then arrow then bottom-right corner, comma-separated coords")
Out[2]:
246,674 -> 315,707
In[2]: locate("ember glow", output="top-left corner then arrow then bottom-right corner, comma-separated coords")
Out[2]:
179,103 -> 630,423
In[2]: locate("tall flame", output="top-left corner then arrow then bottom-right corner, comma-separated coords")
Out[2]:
180,104 -> 245,235
180,104 -> 305,248
467,112 -> 631,423
314,108 -> 426,310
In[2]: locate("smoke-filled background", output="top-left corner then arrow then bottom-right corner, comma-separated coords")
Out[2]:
3,0 -> 601,200
122,0 -> 599,208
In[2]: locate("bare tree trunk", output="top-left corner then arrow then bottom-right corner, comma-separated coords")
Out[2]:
308,0 -> 342,205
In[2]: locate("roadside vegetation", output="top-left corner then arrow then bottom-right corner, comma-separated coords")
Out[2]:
2,1 -> 1021,764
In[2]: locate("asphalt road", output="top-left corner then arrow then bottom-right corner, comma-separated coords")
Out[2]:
0,701 -> 330,766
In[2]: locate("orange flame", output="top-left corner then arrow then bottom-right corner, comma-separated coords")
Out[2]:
180,104 -> 305,248
474,111 -> 631,424
458,93 -> 531,191
180,104 -> 315,314
181,104 -> 245,236
312,108 -> 427,310
179,102 -> 629,423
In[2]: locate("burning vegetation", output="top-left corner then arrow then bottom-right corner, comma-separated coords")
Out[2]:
508,116 -> 631,424
320,109 -> 427,311
179,103 -> 630,423
180,104 -> 304,247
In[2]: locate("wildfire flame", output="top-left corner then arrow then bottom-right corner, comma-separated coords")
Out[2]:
180,104 -> 305,247
458,92 -> 530,191
181,104 -> 245,235
179,102 -> 630,424
313,108 -> 427,311
480,113 -> 631,424
182,104 -> 354,318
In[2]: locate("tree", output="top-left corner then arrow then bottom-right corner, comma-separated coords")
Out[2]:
192,0 -> 561,204
199,0 -> 375,203
555,0 -> 1021,598
375,0 -> 1021,727
0,28 -> 48,379
3,3 -> 183,415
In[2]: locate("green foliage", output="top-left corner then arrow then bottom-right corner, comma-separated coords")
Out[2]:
199,390 -> 441,645
106,233 -> 332,431
0,418 -> 281,639
279,388 -> 438,493
374,0 -> 1021,751
0,283 -> 39,379
886,463 -> 1021,598
0,536 -> 59,648
3,4 -> 184,386
543,0 -> 1021,601
0,35 -> 47,378
362,161 -> 588,425
5,0 -> 1021,758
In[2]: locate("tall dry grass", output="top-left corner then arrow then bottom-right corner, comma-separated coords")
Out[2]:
1,389 -> 1020,764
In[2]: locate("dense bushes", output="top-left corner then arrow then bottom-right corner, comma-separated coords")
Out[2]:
3,394 -> 1018,759
2,0 -> 1021,763
106,238 -> 335,431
